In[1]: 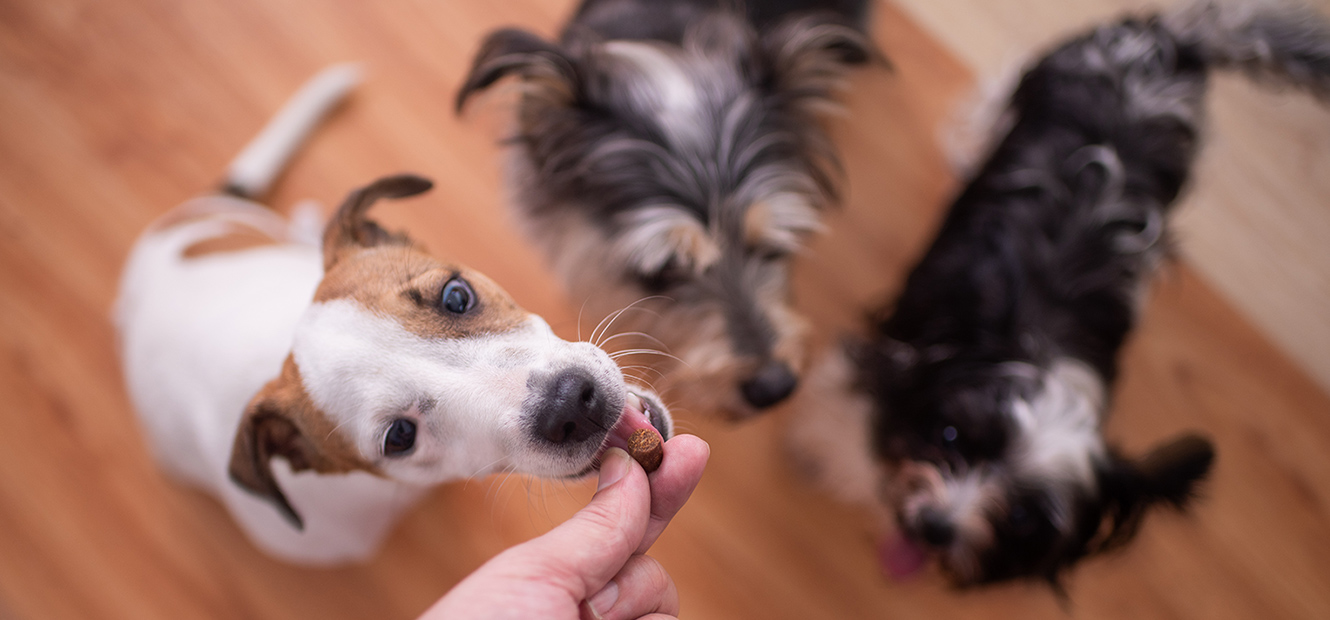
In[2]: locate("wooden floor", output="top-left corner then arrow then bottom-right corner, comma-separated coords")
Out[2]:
1,0 -> 1328,618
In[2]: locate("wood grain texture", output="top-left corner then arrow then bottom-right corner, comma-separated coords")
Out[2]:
0,0 -> 1327,619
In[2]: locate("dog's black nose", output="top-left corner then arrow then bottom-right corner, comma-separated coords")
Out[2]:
740,361 -> 798,409
537,370 -> 611,444
918,509 -> 956,547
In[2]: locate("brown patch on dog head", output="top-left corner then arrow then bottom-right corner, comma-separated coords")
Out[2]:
315,249 -> 531,341
229,356 -> 377,529
668,220 -> 721,275
182,223 -> 281,258
612,206 -> 720,279
316,173 -> 532,341
742,194 -> 823,254
767,298 -> 810,372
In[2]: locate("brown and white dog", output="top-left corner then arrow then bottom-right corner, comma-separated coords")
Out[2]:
115,65 -> 671,565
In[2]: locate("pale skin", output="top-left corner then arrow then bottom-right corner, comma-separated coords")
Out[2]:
421,435 -> 711,620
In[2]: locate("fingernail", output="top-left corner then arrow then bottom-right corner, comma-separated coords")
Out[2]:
598,448 -> 631,492
587,580 -> 620,618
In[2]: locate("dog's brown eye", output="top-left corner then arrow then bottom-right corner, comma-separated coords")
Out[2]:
384,418 -> 417,457
441,278 -> 475,314
1008,504 -> 1037,536
639,258 -> 687,292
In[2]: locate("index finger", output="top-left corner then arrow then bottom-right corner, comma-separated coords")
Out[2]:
636,433 -> 709,554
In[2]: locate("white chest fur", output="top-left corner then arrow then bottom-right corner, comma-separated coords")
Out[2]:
115,197 -> 424,564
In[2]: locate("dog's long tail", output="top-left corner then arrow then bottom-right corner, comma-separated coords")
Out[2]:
220,64 -> 361,200
1165,0 -> 1330,98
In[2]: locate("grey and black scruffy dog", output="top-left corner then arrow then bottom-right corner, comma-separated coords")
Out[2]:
792,0 -> 1330,591
456,0 -> 876,420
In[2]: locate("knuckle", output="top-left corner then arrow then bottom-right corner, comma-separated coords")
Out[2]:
636,556 -> 672,590
577,502 -> 636,552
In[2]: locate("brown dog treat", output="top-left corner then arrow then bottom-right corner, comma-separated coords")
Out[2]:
627,428 -> 663,473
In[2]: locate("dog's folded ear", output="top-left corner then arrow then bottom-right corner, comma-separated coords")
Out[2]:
228,358 -> 375,530
229,398 -> 310,529
455,28 -> 580,113
322,174 -> 433,271
1091,433 -> 1216,554
760,12 -> 883,96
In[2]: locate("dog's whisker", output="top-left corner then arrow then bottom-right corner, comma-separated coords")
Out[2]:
620,370 -> 651,385
324,416 -> 354,441
619,372 -> 663,393
591,296 -> 674,347
669,419 -> 699,435
464,455 -> 509,483
523,476 -> 547,528
617,364 -> 666,379
488,465 -> 524,524
608,348 -> 688,366
595,294 -> 670,343
558,477 -> 582,505
494,464 -> 519,495
598,330 -> 672,352
589,299 -> 643,347
577,296 -> 589,344
483,464 -> 514,502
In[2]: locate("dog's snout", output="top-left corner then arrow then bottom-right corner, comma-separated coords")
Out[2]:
918,508 -> 956,547
740,361 -> 798,409
537,370 -> 612,444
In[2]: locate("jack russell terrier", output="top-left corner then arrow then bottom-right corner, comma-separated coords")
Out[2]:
115,65 -> 672,565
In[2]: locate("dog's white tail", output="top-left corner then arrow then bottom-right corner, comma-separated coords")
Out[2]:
1165,0 -> 1330,99
222,63 -> 361,199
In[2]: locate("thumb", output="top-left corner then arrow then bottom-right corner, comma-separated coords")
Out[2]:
511,448 -> 652,598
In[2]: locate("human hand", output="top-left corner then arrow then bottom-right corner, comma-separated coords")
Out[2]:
421,434 -> 710,620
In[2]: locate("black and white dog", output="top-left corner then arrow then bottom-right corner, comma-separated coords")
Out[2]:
795,0 -> 1330,589
456,0 -> 875,419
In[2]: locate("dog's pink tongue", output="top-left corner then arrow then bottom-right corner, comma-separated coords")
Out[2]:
879,535 -> 929,582
601,392 -> 662,456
